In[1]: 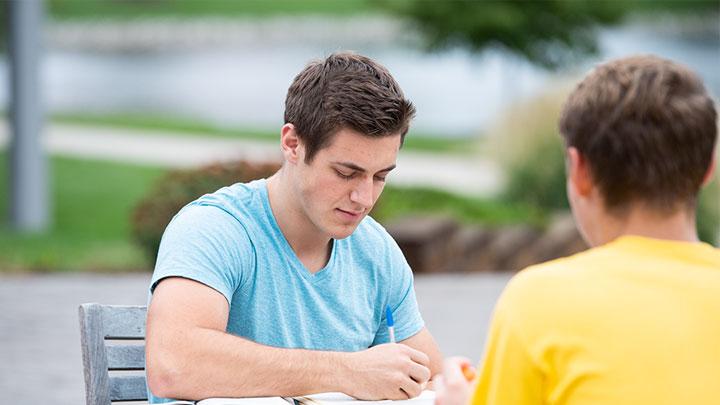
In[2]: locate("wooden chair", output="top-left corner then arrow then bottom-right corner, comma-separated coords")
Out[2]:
79,303 -> 148,404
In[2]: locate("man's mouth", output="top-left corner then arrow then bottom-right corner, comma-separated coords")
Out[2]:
336,208 -> 364,220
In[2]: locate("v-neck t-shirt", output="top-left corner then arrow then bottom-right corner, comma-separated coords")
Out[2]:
150,178 -> 424,351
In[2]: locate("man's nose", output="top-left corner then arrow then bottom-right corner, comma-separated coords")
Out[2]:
350,177 -> 374,208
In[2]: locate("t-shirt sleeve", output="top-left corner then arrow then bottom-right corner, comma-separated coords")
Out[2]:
149,204 -> 255,305
373,237 -> 424,345
470,276 -> 543,405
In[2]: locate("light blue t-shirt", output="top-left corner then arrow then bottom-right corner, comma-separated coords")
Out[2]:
148,179 -> 424,402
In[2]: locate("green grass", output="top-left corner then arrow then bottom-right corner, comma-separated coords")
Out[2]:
373,185 -> 545,228
0,153 -> 167,272
53,112 -> 479,154
48,0 -> 378,20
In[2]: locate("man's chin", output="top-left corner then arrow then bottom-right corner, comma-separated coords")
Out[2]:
329,222 -> 361,240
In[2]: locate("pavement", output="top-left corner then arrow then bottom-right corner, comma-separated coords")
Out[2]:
0,272 -> 512,404
0,122 -> 504,197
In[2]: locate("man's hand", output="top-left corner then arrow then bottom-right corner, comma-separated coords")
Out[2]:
435,357 -> 475,405
342,343 -> 431,400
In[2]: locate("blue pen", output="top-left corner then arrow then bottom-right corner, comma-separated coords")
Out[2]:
386,305 -> 396,343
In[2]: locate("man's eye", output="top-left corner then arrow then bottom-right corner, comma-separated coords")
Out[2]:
374,176 -> 387,183
336,170 -> 354,179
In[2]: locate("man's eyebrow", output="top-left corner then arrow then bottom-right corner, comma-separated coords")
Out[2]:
333,161 -> 396,173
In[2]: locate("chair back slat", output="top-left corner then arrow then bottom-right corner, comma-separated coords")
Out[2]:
109,375 -> 149,402
80,303 -> 148,405
101,305 -> 146,339
107,345 -> 145,371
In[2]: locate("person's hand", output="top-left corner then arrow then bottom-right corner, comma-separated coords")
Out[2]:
434,357 -> 476,405
342,343 -> 431,400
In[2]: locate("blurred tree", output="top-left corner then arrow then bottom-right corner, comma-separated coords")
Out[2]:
377,0 -> 719,69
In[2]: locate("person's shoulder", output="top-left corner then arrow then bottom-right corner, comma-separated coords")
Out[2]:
501,248 -> 602,304
518,249 -> 592,278
183,179 -> 266,223
194,179 -> 265,210
168,179 -> 267,236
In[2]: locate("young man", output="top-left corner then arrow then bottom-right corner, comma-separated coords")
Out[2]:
145,52 -> 442,403
438,55 -> 719,404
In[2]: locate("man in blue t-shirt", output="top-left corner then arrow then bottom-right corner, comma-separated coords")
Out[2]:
145,52 -> 443,403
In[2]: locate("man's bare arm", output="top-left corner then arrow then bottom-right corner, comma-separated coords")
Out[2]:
146,277 -> 431,401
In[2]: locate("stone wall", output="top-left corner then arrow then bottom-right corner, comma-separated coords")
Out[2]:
385,214 -> 587,273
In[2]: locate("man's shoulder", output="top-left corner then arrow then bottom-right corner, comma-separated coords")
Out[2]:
502,248 -> 604,303
519,248 -> 595,278
180,179 -> 266,223
193,179 -> 265,211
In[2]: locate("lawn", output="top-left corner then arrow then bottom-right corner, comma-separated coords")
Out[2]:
47,0 -> 377,20
0,153 -> 166,272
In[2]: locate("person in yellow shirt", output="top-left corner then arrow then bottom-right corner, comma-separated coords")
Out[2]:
436,55 -> 720,405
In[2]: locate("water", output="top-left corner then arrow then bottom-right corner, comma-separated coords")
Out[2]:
0,17 -> 718,137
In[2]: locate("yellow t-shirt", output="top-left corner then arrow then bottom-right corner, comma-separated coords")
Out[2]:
471,235 -> 720,405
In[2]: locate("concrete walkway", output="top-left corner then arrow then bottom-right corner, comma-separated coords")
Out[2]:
0,122 -> 504,196
0,272 -> 511,404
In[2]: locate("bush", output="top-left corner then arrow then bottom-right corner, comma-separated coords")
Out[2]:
131,161 -> 280,264
697,174 -> 719,244
488,88 -> 571,212
490,89 -> 719,245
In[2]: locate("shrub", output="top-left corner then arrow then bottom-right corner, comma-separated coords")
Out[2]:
488,87 -> 571,212
489,88 -> 719,245
131,160 -> 280,264
697,174 -> 719,244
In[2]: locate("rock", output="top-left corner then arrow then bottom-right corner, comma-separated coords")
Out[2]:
446,226 -> 495,272
470,225 -> 542,271
386,216 -> 459,273
513,213 -> 587,269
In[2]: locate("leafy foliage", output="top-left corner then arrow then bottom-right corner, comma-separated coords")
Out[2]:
378,0 -> 718,69
131,161 -> 280,263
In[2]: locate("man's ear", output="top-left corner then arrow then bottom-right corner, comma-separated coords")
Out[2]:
701,154 -> 717,187
280,123 -> 303,164
567,147 -> 594,197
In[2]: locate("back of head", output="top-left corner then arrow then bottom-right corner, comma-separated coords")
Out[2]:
559,55 -> 718,214
284,52 -> 416,163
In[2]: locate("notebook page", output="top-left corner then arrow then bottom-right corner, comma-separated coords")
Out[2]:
295,390 -> 435,404
198,397 -> 292,404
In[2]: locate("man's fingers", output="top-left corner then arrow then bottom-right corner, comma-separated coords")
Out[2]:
435,357 -> 473,405
433,375 -> 446,405
408,362 -> 431,385
442,357 -> 468,385
404,345 -> 431,367
399,376 -> 423,399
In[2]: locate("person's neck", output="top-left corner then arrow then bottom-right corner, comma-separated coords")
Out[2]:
266,170 -> 332,271
593,204 -> 699,246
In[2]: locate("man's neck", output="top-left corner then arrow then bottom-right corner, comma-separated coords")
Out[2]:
593,204 -> 699,246
266,171 -> 332,272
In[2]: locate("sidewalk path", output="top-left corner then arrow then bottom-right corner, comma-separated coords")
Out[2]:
0,122 -> 504,196
0,272 -> 511,404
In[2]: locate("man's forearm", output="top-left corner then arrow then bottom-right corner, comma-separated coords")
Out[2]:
147,326 -> 352,400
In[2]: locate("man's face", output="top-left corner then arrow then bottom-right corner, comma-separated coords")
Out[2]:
292,128 -> 401,240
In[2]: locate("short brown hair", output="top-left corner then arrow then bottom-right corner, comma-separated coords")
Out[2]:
284,52 -> 416,162
559,55 -> 717,213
